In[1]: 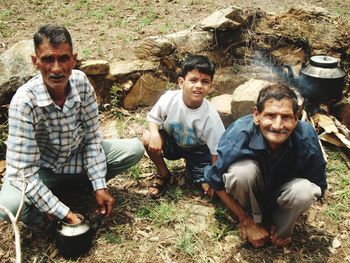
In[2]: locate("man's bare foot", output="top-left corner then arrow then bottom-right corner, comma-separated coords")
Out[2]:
239,217 -> 269,247
270,225 -> 292,247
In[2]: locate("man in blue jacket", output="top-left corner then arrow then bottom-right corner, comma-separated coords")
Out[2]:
205,83 -> 327,247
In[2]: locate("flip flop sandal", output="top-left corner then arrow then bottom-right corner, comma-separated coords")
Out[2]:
148,173 -> 170,199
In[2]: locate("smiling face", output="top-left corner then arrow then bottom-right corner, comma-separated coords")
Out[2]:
178,69 -> 212,109
253,98 -> 298,152
31,39 -> 77,94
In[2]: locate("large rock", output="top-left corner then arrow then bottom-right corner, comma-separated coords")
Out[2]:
210,94 -> 234,127
0,40 -> 37,105
79,60 -> 109,75
107,60 -> 159,80
231,79 -> 273,120
123,74 -> 166,109
199,6 -> 245,30
212,67 -> 244,95
133,36 -> 176,59
165,30 -> 213,53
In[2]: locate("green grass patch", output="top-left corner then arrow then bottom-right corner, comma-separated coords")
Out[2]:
324,146 -> 350,222
104,232 -> 124,244
210,206 -> 237,240
158,22 -> 173,34
103,225 -> 128,244
324,202 -> 348,223
81,48 -> 91,60
136,201 -> 183,226
335,6 -> 350,22
0,9 -> 14,37
166,187 -> 183,203
128,164 -> 142,181
176,229 -> 196,256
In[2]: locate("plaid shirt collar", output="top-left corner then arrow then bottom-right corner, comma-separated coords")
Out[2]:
36,74 -> 81,108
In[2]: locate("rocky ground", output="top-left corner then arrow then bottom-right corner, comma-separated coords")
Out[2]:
0,1 -> 350,262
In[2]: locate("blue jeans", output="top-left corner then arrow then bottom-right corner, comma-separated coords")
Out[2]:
0,138 -> 144,224
160,130 -> 211,184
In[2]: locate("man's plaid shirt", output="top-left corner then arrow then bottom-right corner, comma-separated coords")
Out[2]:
5,70 -> 107,219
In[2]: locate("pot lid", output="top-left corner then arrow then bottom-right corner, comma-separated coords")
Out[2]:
301,55 -> 346,79
310,55 -> 338,68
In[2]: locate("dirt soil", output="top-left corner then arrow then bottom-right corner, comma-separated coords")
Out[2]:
0,1 -> 350,263
1,0 -> 349,61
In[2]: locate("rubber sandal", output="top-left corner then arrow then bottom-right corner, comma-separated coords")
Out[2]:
148,174 -> 169,199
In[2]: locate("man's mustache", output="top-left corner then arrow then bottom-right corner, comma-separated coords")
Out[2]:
49,74 -> 65,79
267,129 -> 288,134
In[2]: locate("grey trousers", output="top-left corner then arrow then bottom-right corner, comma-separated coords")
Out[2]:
222,159 -> 321,238
0,138 -> 144,224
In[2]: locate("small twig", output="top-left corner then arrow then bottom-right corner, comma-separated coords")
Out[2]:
15,171 -> 27,223
39,253 -> 58,263
0,205 -> 21,263
0,172 -> 27,262
317,132 -> 328,163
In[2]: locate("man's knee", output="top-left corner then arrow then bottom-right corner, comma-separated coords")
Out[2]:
103,138 -> 144,164
277,178 -> 321,209
223,159 -> 261,192
0,179 -> 22,220
129,138 -> 145,163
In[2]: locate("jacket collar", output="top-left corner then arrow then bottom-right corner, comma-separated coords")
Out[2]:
249,124 -> 293,151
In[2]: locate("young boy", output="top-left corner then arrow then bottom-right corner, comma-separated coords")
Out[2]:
142,55 -> 225,199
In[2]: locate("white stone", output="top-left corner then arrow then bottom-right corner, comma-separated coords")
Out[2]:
199,6 -> 244,30
165,30 -> 213,53
231,79 -> 273,120
107,60 -> 159,80
0,40 -> 37,105
133,36 -> 175,59
79,60 -> 110,75
210,94 -> 234,127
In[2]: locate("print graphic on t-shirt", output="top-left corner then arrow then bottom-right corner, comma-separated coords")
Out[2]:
169,122 -> 198,146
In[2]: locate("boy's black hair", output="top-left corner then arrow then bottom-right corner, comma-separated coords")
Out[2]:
179,55 -> 215,79
34,24 -> 73,52
256,83 -> 299,116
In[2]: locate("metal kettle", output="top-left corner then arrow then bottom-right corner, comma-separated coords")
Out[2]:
283,55 -> 346,103
55,213 -> 103,259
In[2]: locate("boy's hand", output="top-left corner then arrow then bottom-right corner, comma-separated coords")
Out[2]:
148,133 -> 163,155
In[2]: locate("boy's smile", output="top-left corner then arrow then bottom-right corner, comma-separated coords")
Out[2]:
178,69 -> 212,109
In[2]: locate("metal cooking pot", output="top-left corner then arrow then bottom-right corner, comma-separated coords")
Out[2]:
283,55 -> 346,103
55,213 -> 103,259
